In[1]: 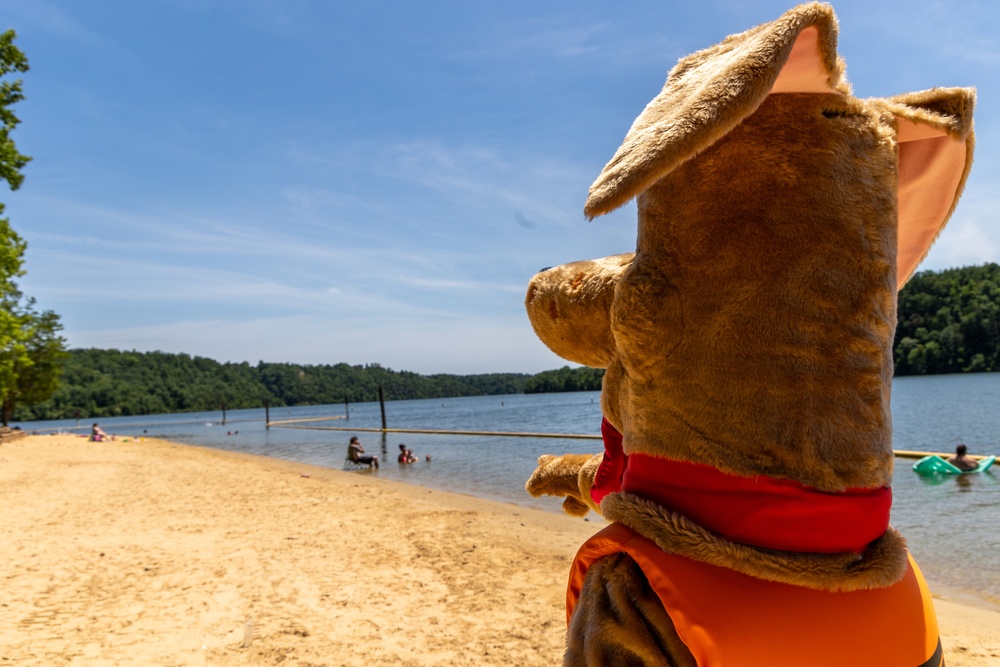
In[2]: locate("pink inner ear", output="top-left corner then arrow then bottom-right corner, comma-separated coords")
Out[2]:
771,26 -> 837,94
896,118 -> 968,287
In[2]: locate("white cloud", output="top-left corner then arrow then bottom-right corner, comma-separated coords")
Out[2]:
67,312 -> 566,375
469,22 -> 609,60
915,186 -> 1000,272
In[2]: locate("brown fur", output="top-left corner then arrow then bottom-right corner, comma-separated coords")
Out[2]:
565,553 -> 696,667
607,92 -> 902,492
526,453 -> 604,516
524,2 -> 975,663
602,492 -> 909,592
584,2 -> 847,219
526,255 -> 633,369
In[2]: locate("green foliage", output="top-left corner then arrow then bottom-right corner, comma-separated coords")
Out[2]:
0,30 -> 30,191
0,30 -> 65,424
0,211 -> 25,292
524,365 -> 604,394
2,304 -> 67,423
18,349 -> 534,420
894,263 -> 1000,375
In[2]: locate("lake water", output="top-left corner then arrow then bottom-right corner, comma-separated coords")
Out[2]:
17,373 -> 1000,609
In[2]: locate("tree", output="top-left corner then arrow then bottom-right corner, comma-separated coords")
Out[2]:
0,30 -> 66,424
2,301 -> 66,424
894,263 -> 1000,375
0,30 -> 30,191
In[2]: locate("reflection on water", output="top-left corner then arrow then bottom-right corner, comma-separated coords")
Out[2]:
914,470 -> 990,491
17,374 -> 1000,609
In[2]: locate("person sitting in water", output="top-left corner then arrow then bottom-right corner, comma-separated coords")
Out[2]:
947,443 -> 978,471
348,436 -> 379,469
90,423 -> 110,442
398,443 -> 417,464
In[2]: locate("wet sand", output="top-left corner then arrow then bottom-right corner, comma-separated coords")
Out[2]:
1,434 -> 997,666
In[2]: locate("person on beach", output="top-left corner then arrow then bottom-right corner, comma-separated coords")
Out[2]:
397,444 -> 416,464
348,436 -> 378,469
90,423 -> 110,442
947,444 -> 977,471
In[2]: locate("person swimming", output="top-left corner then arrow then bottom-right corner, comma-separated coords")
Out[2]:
398,443 -> 416,464
946,443 -> 977,471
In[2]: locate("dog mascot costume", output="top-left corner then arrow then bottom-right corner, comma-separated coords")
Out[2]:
524,3 -> 974,665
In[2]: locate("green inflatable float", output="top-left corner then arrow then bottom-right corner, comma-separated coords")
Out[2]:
912,455 -> 996,475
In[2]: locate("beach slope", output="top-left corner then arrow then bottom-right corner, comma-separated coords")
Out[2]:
1,435 -> 997,666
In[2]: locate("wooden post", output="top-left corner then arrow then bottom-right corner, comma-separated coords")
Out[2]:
264,399 -> 270,429
222,404 -> 227,425
344,395 -> 350,419
377,386 -> 387,431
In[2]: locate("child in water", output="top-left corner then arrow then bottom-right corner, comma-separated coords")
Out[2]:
397,444 -> 417,464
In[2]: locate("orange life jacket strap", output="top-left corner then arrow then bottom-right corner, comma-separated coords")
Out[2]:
569,523 -> 942,666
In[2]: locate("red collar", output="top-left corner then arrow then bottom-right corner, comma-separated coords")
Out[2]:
592,419 -> 891,554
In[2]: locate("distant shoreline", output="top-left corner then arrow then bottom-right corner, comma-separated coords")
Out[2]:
18,344 -> 1000,423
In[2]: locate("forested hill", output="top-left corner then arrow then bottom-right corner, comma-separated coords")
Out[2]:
894,263 -> 1000,375
523,366 -> 604,394
16,350 -> 532,421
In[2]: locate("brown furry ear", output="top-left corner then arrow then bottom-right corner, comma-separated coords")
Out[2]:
525,254 -> 633,368
585,2 -> 844,219
878,88 -> 976,286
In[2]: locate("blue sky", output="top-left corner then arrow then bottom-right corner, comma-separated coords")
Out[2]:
1,1 -> 997,374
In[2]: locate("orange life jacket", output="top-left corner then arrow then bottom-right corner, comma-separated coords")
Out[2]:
568,523 -> 943,666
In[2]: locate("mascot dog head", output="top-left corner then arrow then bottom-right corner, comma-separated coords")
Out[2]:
525,3 -> 975,598
526,3 -> 974,501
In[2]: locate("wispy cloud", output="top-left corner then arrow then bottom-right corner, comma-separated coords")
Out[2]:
469,21 -> 609,60
289,138 -> 600,234
0,0 -> 100,43
401,276 -> 523,292
67,311 -> 561,374
839,1 -> 1000,74
921,192 -> 1000,271
26,246 -> 474,317
463,15 -> 680,73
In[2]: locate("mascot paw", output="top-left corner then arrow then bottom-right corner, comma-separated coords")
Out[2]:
561,495 -> 591,517
526,453 -> 602,516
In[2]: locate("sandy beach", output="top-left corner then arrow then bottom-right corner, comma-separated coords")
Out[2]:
1,435 -> 997,666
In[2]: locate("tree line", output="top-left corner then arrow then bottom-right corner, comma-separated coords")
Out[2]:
894,263 -> 1000,375
523,366 -> 604,394
15,349 -> 536,421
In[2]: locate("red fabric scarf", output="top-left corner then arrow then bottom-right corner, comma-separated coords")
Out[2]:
591,420 -> 891,554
